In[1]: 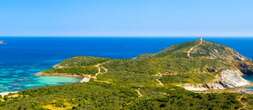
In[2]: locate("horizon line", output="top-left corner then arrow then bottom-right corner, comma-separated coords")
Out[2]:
1,35 -> 253,38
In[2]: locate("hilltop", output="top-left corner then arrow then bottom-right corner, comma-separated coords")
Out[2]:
1,39 -> 253,110
41,39 -> 253,90
155,39 -> 253,90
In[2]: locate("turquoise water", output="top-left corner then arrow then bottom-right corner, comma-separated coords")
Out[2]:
0,37 -> 252,92
26,76 -> 81,87
245,76 -> 253,90
0,65 -> 80,92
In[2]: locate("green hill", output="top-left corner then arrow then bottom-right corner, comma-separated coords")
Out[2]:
1,39 -> 253,110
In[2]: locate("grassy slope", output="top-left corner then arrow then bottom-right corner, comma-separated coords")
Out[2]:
1,41 -> 253,110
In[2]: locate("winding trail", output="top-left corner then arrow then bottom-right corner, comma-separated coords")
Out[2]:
135,89 -> 143,97
80,62 -> 109,83
156,79 -> 164,86
187,40 -> 203,58
94,64 -> 102,78
95,62 -> 108,77
238,95 -> 248,110
155,72 -> 164,87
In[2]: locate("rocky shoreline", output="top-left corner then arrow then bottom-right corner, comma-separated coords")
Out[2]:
183,69 -> 251,92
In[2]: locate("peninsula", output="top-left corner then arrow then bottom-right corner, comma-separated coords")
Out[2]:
1,39 -> 253,110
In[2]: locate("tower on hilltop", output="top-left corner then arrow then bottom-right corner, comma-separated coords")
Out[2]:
199,35 -> 204,45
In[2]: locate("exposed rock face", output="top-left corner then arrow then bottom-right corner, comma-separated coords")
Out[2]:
183,69 -> 250,91
220,69 -> 249,88
177,40 -> 253,91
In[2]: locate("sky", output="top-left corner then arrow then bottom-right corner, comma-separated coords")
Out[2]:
0,0 -> 253,37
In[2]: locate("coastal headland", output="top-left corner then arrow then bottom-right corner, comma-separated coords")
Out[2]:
2,39 -> 253,109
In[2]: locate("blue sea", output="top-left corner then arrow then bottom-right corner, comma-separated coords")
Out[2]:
0,37 -> 252,92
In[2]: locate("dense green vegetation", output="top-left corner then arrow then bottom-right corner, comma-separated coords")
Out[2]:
1,82 -> 250,110
44,66 -> 98,75
1,40 -> 253,110
42,56 -> 110,76
58,56 -> 110,67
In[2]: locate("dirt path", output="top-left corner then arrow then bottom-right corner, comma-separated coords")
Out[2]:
187,40 -> 203,58
94,64 -> 102,77
135,89 -> 143,97
155,73 -> 164,87
238,95 -> 248,110
156,79 -> 164,86
95,63 -> 108,77
101,65 -> 108,74
81,62 -> 109,83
